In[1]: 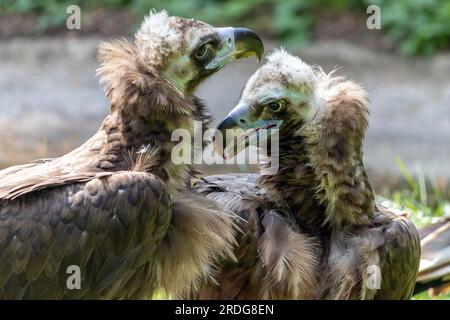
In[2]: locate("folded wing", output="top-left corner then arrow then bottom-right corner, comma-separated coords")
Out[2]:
0,171 -> 171,299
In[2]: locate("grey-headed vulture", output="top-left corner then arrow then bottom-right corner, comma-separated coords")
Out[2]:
0,10 -> 264,299
193,50 -> 420,299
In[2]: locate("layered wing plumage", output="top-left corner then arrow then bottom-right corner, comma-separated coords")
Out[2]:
0,132 -> 108,201
372,206 -> 421,299
323,206 -> 421,299
0,171 -> 171,299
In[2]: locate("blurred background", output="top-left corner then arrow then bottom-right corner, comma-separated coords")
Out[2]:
0,0 -> 449,299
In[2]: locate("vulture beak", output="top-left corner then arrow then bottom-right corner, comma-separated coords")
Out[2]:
215,102 -> 280,159
205,27 -> 264,70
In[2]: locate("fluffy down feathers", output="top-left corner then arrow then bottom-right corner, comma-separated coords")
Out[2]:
258,211 -> 319,299
150,193 -> 237,297
190,174 -> 320,299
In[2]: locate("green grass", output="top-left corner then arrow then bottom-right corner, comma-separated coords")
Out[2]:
380,158 -> 450,228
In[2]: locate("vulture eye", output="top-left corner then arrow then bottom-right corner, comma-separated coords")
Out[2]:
265,101 -> 284,113
194,42 -> 213,61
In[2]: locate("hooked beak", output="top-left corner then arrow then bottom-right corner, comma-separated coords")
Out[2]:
205,27 -> 264,70
215,102 -> 280,159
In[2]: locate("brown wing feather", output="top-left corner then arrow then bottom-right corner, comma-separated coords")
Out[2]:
370,206 -> 421,299
0,126 -> 113,201
191,174 -> 319,300
0,171 -> 171,299
365,206 -> 421,300
318,206 -> 420,300
0,158 -> 54,179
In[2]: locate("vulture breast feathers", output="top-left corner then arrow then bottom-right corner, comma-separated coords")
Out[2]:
193,50 -> 420,300
0,11 -> 264,299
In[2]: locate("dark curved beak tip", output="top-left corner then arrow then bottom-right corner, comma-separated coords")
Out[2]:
217,116 -> 238,132
233,27 -> 264,63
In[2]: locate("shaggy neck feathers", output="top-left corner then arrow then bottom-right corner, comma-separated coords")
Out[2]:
258,127 -> 328,236
93,39 -> 209,191
304,77 -> 375,231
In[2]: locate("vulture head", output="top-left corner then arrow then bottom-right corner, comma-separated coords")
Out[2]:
217,49 -> 375,229
134,10 -> 264,95
98,10 -> 263,107
126,11 -> 264,94
217,49 -> 322,154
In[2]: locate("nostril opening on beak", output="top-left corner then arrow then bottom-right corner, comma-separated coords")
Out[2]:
239,119 -> 246,124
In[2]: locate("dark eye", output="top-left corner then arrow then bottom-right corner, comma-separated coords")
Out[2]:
265,101 -> 284,113
194,42 -> 212,60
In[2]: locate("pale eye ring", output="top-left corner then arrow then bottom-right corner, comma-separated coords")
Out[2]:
265,100 -> 284,112
194,42 -> 212,60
